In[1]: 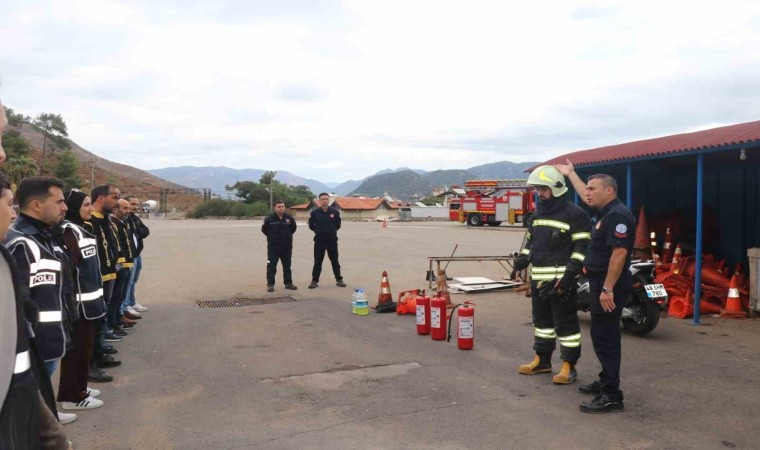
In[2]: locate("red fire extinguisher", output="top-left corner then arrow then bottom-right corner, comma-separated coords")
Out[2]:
447,301 -> 475,350
416,292 -> 431,335
430,294 -> 448,340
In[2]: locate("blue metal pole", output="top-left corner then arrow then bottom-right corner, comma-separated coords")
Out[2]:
693,154 -> 704,325
626,163 -> 633,209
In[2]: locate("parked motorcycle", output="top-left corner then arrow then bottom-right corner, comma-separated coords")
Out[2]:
576,260 -> 668,335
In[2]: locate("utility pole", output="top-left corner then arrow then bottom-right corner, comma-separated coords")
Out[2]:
89,159 -> 97,187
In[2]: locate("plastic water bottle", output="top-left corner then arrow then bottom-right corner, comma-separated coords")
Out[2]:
351,289 -> 359,314
356,289 -> 369,316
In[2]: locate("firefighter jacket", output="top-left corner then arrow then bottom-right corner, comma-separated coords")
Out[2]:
518,196 -> 592,286
127,214 -> 149,256
111,217 -> 134,268
60,221 -> 107,320
90,211 -> 118,281
308,207 -> 341,242
261,212 -> 297,248
4,214 -> 67,362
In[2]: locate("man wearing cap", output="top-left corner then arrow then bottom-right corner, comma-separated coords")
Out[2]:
512,165 -> 591,386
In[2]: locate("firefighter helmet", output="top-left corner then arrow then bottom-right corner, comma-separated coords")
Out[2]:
527,165 -> 568,197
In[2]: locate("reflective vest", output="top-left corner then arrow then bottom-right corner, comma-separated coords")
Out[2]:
61,222 -> 107,320
5,231 -> 66,362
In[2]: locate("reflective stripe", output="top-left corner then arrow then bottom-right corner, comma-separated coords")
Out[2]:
571,252 -> 585,262
559,333 -> 582,348
78,289 -> 104,302
30,259 -> 61,273
79,238 -> 97,247
533,219 -> 570,231
526,232 -> 531,239
535,327 -> 557,339
651,241 -> 657,246
571,232 -> 591,241
38,311 -> 62,323
532,274 -> 561,281
520,248 -> 530,255
14,351 -> 31,374
728,288 -> 740,298
532,266 -> 567,273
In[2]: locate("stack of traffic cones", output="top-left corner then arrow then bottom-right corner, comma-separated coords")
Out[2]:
721,273 -> 748,318
633,206 -> 651,259
374,271 -> 393,309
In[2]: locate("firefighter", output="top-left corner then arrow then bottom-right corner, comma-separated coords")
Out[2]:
261,200 -> 298,292
511,165 -> 592,384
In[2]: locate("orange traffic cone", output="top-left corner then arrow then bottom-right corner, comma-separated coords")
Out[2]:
650,231 -> 661,265
668,291 -> 692,319
436,270 -> 453,308
374,271 -> 393,309
633,206 -> 651,259
382,218 -> 387,228
721,274 -> 747,318
671,245 -> 683,274
662,222 -> 674,263
702,266 -> 730,289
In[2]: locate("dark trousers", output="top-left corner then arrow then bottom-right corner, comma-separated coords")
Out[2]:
588,271 -> 631,400
94,279 -> 115,360
311,239 -> 342,282
530,281 -> 581,364
107,268 -> 129,329
267,246 -> 293,286
57,318 -> 95,402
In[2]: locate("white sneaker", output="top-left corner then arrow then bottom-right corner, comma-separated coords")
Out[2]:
126,306 -> 142,317
133,303 -> 148,312
58,412 -> 78,424
86,387 -> 101,398
61,396 -> 104,410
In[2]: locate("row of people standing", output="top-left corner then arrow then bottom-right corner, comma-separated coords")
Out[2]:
1,173 -> 150,449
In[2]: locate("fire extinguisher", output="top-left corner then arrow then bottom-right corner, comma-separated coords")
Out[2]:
430,294 -> 448,340
447,301 -> 475,350
416,292 -> 431,335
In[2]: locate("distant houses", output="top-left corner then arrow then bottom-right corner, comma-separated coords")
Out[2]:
289,194 -> 410,220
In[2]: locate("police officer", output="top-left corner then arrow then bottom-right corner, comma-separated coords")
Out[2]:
557,160 -> 635,414
261,200 -> 297,292
308,193 -> 346,289
512,166 -> 591,385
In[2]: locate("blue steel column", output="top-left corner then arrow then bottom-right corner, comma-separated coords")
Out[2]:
692,154 -> 704,324
626,163 -> 632,209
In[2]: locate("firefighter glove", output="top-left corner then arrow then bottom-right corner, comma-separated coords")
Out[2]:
557,272 -> 578,293
513,256 -> 529,273
537,280 -> 558,300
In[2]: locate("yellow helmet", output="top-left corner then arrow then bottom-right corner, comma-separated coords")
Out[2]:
527,165 -> 568,197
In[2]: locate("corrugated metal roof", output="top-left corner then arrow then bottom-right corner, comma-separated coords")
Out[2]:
334,198 -> 387,210
536,119 -> 760,169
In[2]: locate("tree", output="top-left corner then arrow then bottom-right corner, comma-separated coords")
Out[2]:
1,130 -> 30,158
259,171 -> 277,185
4,157 -> 39,185
33,113 -> 70,170
4,107 -> 26,127
54,150 -> 84,189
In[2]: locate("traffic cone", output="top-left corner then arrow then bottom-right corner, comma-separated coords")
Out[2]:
671,245 -> 683,274
633,206 -> 651,259
374,271 -> 393,309
702,266 -> 730,289
662,222 -> 674,263
382,218 -> 387,228
668,292 -> 692,319
721,274 -> 747,318
436,269 -> 453,308
650,231 -> 662,265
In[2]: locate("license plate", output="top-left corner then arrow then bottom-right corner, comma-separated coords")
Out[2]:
645,284 -> 667,298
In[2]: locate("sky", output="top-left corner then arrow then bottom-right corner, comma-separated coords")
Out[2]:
2,0 -> 759,183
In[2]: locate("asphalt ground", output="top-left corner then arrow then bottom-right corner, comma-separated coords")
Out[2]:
61,220 -> 760,449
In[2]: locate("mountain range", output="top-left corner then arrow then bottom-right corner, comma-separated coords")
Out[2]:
149,161 -> 538,200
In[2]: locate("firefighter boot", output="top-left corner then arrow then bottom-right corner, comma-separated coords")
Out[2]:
518,354 -> 552,375
552,361 -> 577,384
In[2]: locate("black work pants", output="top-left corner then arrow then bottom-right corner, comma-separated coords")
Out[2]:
530,281 -> 581,364
311,238 -> 342,282
107,268 -> 129,329
588,271 -> 632,401
57,318 -> 95,402
267,245 -> 293,286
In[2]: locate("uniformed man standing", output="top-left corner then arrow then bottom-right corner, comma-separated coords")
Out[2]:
512,166 -> 591,385
261,201 -> 297,292
557,160 -> 635,414
308,193 -> 346,289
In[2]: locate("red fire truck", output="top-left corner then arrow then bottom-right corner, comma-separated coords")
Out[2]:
448,179 -> 535,227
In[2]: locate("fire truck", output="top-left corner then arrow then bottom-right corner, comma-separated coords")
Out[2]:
448,179 -> 536,227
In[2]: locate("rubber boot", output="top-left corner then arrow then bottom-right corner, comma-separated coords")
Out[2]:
518,354 -> 552,375
552,361 -> 577,384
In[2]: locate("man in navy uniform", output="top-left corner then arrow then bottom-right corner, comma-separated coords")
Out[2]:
308,193 -> 346,289
261,201 -> 297,292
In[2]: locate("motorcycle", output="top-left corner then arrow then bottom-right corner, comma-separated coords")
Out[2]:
576,260 -> 668,335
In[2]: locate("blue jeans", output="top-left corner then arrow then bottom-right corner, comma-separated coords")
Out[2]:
122,255 -> 142,312
44,359 -> 59,377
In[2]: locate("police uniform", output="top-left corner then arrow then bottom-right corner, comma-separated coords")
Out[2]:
584,197 -> 635,402
518,196 -> 591,370
308,206 -> 343,284
261,211 -> 297,287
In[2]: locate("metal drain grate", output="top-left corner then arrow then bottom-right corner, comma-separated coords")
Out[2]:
196,296 -> 297,308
